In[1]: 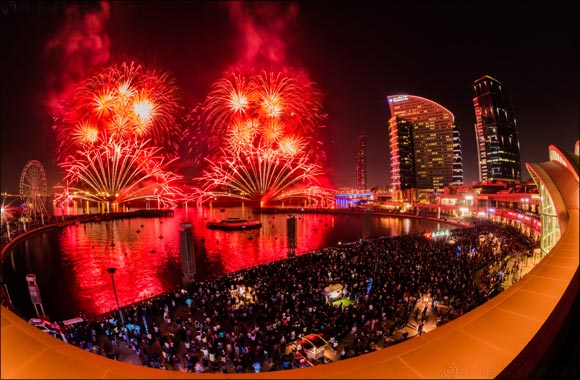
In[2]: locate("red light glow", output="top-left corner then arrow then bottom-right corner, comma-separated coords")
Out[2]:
192,69 -> 332,206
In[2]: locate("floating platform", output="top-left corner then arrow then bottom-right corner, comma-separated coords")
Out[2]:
206,218 -> 262,231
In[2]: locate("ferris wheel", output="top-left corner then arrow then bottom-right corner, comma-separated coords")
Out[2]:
19,160 -> 48,218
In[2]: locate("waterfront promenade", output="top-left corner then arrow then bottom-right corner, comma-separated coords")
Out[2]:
52,220 -> 537,373
1,209 -> 174,252
0,209 -> 174,311
1,207 -> 540,374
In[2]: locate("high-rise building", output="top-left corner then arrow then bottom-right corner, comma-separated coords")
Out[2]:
388,117 -> 415,190
356,133 -> 367,190
473,75 -> 522,182
387,95 -> 461,191
452,128 -> 463,186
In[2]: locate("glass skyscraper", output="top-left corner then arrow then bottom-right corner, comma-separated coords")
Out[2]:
387,95 -> 462,191
473,75 -> 522,182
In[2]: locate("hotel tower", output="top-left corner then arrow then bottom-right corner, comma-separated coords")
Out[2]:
387,95 -> 462,192
473,75 -> 522,182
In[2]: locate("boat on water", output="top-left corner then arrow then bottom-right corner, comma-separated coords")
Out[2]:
206,217 -> 262,231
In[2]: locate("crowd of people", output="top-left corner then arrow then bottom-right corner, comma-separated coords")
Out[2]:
56,220 -> 537,373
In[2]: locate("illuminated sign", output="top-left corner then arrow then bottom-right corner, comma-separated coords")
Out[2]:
389,95 -> 408,103
430,229 -> 450,239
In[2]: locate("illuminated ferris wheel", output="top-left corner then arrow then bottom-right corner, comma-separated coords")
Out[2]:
19,160 -> 48,218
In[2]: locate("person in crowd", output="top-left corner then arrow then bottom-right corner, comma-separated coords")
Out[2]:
10,217 -> 537,373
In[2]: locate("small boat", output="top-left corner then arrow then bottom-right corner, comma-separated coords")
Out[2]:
206,217 -> 262,231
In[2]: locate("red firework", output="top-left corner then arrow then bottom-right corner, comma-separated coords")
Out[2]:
192,67 -> 332,205
52,61 -> 182,160
56,137 -> 184,208
197,68 -> 326,161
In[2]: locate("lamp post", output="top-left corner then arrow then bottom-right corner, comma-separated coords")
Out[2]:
106,267 -> 125,327
1,206 -> 10,241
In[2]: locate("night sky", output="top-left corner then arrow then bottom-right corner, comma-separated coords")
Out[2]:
1,0 -> 578,194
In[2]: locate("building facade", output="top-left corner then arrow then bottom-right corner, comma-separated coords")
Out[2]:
388,117 -> 415,190
452,128 -> 463,185
387,95 -> 461,192
526,141 -> 579,253
356,133 -> 367,190
473,75 -> 522,182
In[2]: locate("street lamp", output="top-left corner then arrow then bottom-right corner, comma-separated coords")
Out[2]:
1,206 -> 11,241
106,267 -> 125,327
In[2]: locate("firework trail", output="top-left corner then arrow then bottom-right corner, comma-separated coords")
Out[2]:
56,138 -> 183,208
197,143 -> 334,206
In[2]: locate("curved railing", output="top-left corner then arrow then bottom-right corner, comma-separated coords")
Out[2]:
1,206 -> 577,378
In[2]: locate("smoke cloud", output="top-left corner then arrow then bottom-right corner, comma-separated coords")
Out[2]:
45,1 -> 110,117
226,1 -> 298,66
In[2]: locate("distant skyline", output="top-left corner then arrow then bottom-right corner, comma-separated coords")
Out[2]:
1,1 -> 578,194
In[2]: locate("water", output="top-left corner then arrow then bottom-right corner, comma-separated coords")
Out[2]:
2,207 -> 450,321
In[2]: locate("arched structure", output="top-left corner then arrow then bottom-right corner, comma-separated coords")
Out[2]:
2,142 -> 578,379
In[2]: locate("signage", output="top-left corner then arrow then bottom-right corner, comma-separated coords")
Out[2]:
390,95 -> 409,103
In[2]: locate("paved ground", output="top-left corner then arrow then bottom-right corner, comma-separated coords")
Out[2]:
316,297 -> 442,364
501,250 -> 543,289
115,343 -> 142,366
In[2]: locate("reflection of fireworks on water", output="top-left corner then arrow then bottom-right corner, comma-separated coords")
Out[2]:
53,61 -> 181,160
191,68 -> 332,204
56,138 -> 183,208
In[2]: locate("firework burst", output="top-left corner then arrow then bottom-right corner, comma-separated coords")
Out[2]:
201,69 -> 325,153
191,67 -> 332,205
56,138 -> 183,208
52,61 -> 182,160
197,144 -> 333,206
51,61 -> 186,208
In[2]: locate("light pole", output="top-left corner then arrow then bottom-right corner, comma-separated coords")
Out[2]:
106,267 -> 125,327
1,206 -> 10,241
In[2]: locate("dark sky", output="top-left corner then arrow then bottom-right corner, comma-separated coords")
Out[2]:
1,0 -> 578,194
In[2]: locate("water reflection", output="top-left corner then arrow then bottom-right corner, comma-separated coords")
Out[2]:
3,207 -> 448,321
